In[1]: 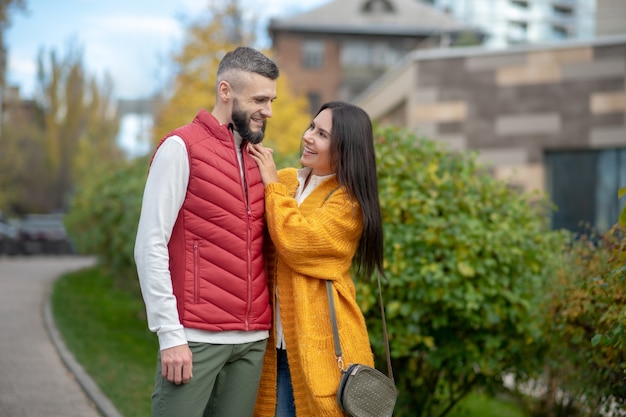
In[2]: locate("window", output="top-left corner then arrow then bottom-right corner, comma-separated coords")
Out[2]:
511,0 -> 529,8
370,42 -> 396,68
301,40 -> 324,69
596,149 -> 626,230
340,41 -> 401,69
509,20 -> 528,30
307,91 -> 321,115
507,20 -> 528,42
551,24 -> 569,38
341,42 -> 371,67
362,0 -> 394,13
546,148 -> 626,234
553,4 -> 574,16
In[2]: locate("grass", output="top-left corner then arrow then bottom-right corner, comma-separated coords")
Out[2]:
448,392 -> 529,417
51,266 -> 157,417
52,265 -> 529,417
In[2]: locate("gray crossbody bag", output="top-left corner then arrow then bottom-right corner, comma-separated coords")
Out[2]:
326,274 -> 398,417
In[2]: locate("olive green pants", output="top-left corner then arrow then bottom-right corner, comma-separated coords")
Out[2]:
152,339 -> 267,417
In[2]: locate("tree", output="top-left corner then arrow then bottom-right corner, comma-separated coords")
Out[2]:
0,0 -> 27,81
35,41 -> 121,211
0,0 -> 25,28
0,0 -> 28,210
0,99 -> 37,211
152,0 -> 309,156
0,99 -> 47,214
0,41 -> 122,215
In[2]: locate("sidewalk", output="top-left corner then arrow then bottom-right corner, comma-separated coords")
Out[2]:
0,256 -> 123,417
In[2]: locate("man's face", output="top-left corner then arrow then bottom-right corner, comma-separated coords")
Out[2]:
230,73 -> 277,144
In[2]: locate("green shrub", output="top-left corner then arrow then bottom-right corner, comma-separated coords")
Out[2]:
537,225 -> 626,416
359,126 -> 568,417
65,157 -> 148,291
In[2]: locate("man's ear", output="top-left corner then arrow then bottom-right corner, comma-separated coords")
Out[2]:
217,80 -> 231,102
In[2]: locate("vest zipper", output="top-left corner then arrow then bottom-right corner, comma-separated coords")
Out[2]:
246,208 -> 253,330
241,148 -> 252,331
193,240 -> 199,304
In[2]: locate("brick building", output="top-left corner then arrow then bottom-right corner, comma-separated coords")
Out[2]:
269,0 -> 482,113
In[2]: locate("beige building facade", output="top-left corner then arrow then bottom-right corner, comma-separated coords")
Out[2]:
355,35 -> 626,231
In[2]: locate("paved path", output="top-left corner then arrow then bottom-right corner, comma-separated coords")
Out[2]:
0,256 -> 122,417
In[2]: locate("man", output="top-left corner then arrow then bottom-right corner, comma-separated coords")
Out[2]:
134,46 -> 278,417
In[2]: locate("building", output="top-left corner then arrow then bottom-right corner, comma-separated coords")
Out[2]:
116,97 -> 157,158
269,0 -> 483,113
354,34 -> 626,233
425,0 -> 597,48
595,0 -> 626,36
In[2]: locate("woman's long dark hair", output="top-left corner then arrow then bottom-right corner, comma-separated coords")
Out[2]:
317,101 -> 385,279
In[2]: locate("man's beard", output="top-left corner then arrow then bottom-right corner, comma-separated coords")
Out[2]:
232,103 -> 266,144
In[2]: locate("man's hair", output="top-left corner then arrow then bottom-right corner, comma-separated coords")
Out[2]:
216,46 -> 279,92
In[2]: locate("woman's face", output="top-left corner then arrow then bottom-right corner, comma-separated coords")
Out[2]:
300,108 -> 333,176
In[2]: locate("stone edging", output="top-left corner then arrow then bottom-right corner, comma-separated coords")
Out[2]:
42,284 -> 125,417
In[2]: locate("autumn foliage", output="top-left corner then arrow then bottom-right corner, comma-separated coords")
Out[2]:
536,225 -> 626,416
0,43 -> 121,215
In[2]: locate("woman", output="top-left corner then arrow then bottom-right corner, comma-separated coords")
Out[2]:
247,101 -> 385,417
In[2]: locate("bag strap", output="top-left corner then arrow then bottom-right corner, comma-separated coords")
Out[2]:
326,273 -> 394,382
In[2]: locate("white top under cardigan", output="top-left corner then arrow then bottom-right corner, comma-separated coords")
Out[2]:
134,133 -> 268,351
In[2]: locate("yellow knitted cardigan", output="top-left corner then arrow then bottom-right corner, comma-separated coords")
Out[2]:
254,168 -> 375,417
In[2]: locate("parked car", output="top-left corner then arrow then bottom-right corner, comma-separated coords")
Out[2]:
16,214 -> 74,255
0,219 -> 20,255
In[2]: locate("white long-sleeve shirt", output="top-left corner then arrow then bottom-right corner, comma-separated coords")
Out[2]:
134,135 -> 268,351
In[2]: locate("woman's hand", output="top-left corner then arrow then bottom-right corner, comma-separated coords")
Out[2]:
247,143 -> 279,185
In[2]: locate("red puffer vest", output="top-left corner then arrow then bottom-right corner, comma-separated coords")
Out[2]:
154,109 -> 271,332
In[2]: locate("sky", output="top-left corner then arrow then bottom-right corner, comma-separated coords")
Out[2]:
5,0 -> 330,101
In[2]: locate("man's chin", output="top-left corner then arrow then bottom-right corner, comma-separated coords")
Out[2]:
246,125 -> 266,144
247,134 -> 264,145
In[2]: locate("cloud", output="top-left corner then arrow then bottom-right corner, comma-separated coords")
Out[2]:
96,15 -> 183,36
6,57 -> 36,94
